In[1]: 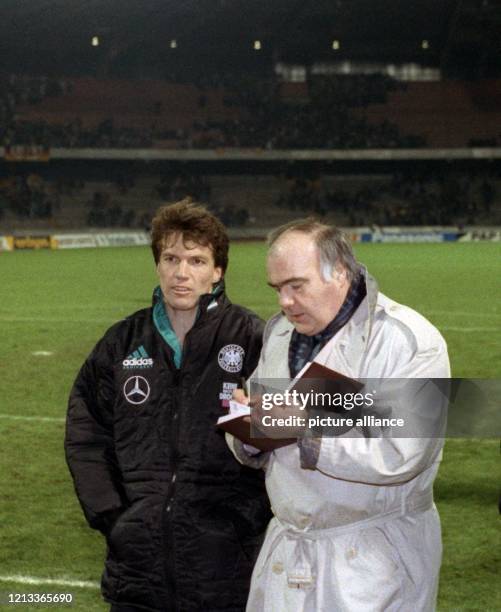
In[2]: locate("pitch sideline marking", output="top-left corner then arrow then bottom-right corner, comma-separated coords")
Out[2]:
0,414 -> 64,423
0,316 -> 114,323
424,310 -> 500,319
0,574 -> 99,589
441,326 -> 499,332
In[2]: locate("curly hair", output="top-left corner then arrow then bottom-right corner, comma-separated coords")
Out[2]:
151,198 -> 229,273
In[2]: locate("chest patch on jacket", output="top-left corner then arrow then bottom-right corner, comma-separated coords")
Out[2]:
218,344 -> 245,373
219,381 -> 238,407
122,345 -> 154,369
123,375 -> 151,405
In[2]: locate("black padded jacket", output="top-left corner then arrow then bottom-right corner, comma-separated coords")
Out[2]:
65,286 -> 270,611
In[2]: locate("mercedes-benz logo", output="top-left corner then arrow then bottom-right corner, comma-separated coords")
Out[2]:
123,375 -> 150,405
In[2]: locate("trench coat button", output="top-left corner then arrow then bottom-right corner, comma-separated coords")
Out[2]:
346,547 -> 357,560
298,516 -> 309,529
272,562 -> 284,574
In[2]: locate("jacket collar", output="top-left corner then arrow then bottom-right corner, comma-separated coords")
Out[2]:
334,266 -> 379,373
151,279 -> 227,313
152,281 -> 228,368
271,266 -> 380,376
348,266 -> 378,336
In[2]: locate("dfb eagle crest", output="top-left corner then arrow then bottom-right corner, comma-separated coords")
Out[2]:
217,344 -> 245,373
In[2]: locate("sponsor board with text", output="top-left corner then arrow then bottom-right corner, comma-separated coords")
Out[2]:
13,236 -> 51,250
0,236 -> 14,251
4,145 -> 50,162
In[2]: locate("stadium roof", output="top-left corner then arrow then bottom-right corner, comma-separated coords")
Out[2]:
1,0 -> 500,78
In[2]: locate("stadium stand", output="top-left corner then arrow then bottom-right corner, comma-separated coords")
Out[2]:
3,73 -> 501,150
1,167 -> 500,232
1,73 -> 500,232
356,80 -> 501,148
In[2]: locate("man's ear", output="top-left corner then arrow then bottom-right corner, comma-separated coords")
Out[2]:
334,266 -> 348,285
213,267 -> 223,284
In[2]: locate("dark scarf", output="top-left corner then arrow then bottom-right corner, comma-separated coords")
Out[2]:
288,273 -> 366,378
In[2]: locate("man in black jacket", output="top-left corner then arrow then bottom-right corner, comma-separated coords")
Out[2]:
65,199 -> 270,612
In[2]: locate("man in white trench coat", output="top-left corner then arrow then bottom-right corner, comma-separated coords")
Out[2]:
228,219 -> 450,612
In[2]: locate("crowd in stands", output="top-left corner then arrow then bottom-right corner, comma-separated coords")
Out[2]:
153,172 -> 249,226
309,74 -> 403,108
0,74 -> 69,121
0,168 -> 252,229
187,74 -> 425,149
2,165 -> 498,229
86,190 -> 136,228
380,171 -> 497,225
0,74 -> 72,146
3,71 -> 501,150
196,113 -> 424,149
209,203 -> 250,227
468,135 -> 501,147
1,72 -> 427,149
155,173 -> 211,202
4,118 -> 154,149
0,173 -> 63,220
2,72 -> 499,228
0,73 -> 154,147
275,169 -> 498,226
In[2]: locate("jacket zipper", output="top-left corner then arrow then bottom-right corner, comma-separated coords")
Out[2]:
162,356 -> 181,611
160,309 -> 214,610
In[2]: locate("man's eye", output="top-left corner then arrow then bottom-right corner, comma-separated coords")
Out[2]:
193,258 -> 205,265
291,283 -> 303,291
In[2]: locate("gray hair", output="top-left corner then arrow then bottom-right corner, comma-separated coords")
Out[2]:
267,218 -> 360,282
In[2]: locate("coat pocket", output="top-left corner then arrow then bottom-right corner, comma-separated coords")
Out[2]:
337,526 -> 405,611
106,499 -> 157,570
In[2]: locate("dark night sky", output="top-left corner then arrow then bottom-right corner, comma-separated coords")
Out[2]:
1,1 -> 498,78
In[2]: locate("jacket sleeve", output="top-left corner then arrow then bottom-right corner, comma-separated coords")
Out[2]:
226,313 -> 271,470
299,319 -> 451,485
65,334 -> 127,532
241,311 -> 265,380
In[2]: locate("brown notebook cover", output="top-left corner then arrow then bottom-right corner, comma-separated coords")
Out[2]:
218,362 -> 361,450
291,361 -> 363,392
218,414 -> 295,452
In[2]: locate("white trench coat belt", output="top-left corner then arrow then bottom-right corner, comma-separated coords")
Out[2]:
260,489 -> 433,589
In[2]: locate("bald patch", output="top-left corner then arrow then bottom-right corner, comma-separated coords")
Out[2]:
268,230 -> 318,258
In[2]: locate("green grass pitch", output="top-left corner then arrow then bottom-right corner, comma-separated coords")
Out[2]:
0,242 -> 500,611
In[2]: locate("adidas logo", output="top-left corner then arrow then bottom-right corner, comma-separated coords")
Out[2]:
123,345 -> 154,369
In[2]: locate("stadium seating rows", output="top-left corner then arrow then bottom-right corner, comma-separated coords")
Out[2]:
2,74 -> 500,149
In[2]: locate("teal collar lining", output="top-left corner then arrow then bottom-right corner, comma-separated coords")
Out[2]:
152,284 -> 221,369
153,287 -> 183,368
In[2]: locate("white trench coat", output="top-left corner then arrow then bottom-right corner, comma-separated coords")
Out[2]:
228,272 -> 450,612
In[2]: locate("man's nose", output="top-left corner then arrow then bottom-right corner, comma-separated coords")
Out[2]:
175,260 -> 189,278
278,288 -> 294,309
